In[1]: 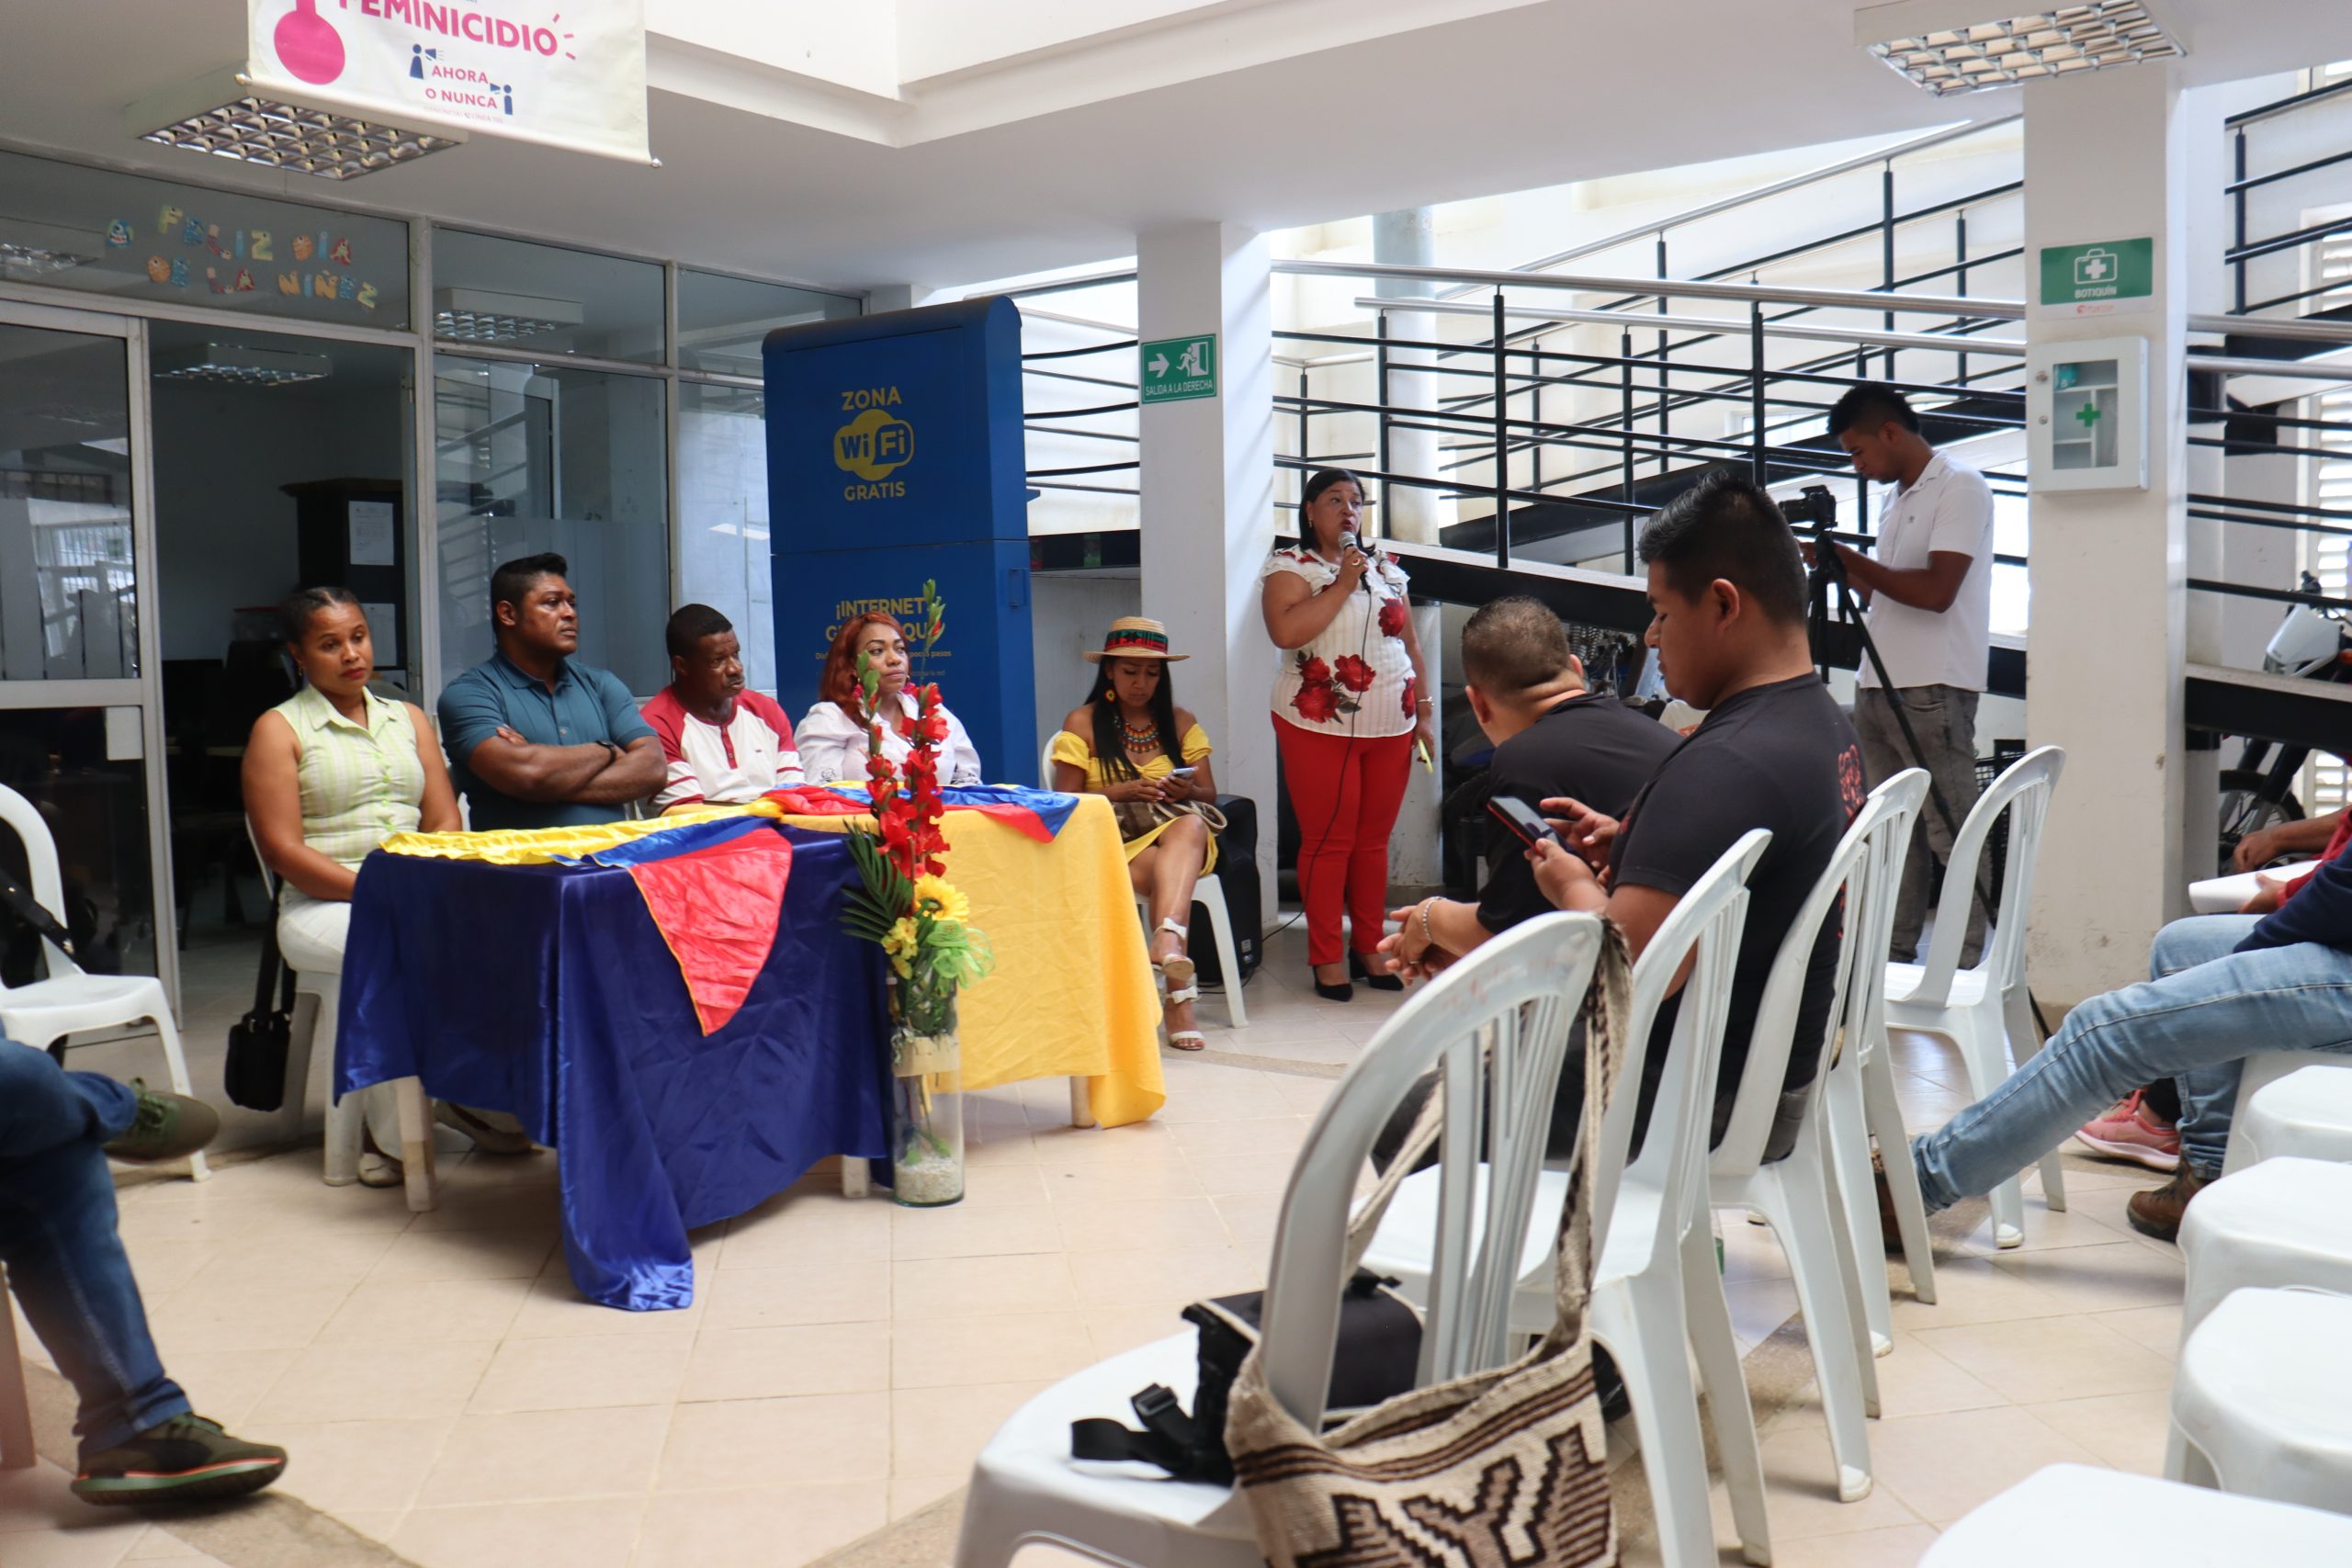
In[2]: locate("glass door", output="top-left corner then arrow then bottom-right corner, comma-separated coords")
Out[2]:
0,300 -> 175,1001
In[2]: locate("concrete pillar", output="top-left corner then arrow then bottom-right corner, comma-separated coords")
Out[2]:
866,284 -> 944,313
2181,85 -> 2234,884
2022,63 -> 2190,1008
1136,223 -> 1278,906
1373,209 -> 1446,888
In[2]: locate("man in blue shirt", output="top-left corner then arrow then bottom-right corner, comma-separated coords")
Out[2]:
437,553 -> 664,830
1907,847 -> 2352,1241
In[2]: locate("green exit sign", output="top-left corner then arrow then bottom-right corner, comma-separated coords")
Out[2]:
2038,238 -> 2154,318
1139,333 -> 1217,403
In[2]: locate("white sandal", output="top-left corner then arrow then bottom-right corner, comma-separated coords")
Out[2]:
1155,918 -> 1205,1050
1152,918 -> 1197,994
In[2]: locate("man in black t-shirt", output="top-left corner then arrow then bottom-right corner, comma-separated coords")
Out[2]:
1531,469 -> 1865,1157
1379,597 -> 1678,971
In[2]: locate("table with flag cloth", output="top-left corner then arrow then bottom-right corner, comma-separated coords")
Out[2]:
748,787 -> 1167,1127
334,784 -> 1164,1311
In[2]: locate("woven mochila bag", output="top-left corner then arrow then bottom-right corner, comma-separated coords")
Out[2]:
1223,927 -> 1631,1568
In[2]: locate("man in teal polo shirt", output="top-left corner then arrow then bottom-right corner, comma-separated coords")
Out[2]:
437,553 -> 665,830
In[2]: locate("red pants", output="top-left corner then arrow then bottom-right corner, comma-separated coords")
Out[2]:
1275,720 -> 1414,968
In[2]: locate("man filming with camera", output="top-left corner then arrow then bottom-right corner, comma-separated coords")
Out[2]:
1812,384 -> 1996,966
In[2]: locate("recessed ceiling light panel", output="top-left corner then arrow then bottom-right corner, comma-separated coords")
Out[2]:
433,287 -> 585,344
1868,3 -> 2183,96
153,343 -> 334,386
130,69 -> 464,181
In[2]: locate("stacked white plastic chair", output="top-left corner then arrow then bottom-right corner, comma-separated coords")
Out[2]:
1697,779 -> 1928,1508
0,783 -> 205,1181
952,910 -> 1607,1568
2177,1156 -> 2352,1344
1360,831 -> 1772,1568
1923,1464 -> 2352,1565
1882,747 -> 2066,1249
2233,1062 -> 2352,1167
1820,769 -> 1934,1348
2167,1286 -> 2352,1516
246,820 -> 436,1213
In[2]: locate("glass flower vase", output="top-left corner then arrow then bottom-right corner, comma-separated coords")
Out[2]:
887,979 -> 965,1207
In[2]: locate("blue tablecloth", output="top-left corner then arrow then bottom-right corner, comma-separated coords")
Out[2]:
334,825 -> 891,1309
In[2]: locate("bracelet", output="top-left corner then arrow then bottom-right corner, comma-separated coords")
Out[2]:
1418,897 -> 1437,948
1415,699 -> 1434,710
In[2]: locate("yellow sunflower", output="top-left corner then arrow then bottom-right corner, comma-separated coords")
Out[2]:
909,874 -> 971,927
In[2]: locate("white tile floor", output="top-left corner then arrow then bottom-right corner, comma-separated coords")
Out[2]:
5,922 -> 2189,1568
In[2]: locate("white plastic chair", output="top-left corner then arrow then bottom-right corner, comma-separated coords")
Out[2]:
953,911 -> 1609,1568
1883,746 -> 2067,1249
1,1263 -> 31,1470
0,784 -> 205,1182
1821,770 -> 1935,1348
2168,1286 -> 2352,1514
1040,732 -> 1249,1031
1361,831 -> 1774,1568
2236,1063 -> 2352,1167
1699,782 -> 1929,1507
1923,1463 -> 2352,1565
246,820 -> 435,1213
2223,1053 -> 2352,1175
2177,1156 -> 2352,1343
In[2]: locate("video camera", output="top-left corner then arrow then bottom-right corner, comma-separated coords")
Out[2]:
1779,483 -> 1837,534
1781,483 -> 1843,586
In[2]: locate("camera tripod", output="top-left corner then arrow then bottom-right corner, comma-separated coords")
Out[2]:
1797,493 -> 2060,1048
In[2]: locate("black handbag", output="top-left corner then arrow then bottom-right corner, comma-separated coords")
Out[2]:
1069,1268 -> 1423,1483
223,885 -> 298,1112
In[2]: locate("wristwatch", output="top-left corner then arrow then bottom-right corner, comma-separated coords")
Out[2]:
595,739 -> 619,762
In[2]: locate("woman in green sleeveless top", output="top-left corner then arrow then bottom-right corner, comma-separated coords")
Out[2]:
242,589 -> 489,1187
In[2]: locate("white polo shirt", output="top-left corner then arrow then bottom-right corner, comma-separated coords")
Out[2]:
1858,451 -> 1995,692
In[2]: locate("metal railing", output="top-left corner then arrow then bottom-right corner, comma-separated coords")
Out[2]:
1004,96 -> 2352,666
2228,74 -> 2352,316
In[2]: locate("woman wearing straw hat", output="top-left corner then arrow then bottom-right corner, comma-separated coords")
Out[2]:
1049,617 -> 1218,1051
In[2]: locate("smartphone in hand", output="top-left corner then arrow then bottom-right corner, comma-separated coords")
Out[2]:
1487,795 -> 1565,852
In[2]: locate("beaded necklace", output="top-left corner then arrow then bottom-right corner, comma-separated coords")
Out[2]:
1117,711 -> 1160,751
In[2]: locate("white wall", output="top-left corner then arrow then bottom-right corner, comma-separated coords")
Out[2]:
898,0 -> 1212,81
647,0 -> 900,96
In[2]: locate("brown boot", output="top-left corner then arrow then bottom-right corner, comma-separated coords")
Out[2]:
1871,1152 -> 1905,1254
2125,1166 -> 2211,1243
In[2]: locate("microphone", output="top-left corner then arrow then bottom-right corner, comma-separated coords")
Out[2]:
1340,531 -> 1377,593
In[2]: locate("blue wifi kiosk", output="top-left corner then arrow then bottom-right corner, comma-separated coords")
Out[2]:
763,298 -> 1036,784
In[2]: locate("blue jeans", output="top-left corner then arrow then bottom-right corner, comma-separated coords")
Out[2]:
1913,915 -> 2352,1207
0,1044 -> 190,1457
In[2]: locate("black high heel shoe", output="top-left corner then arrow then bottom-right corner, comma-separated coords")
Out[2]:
1311,965 -> 1353,1002
1351,951 -> 1405,992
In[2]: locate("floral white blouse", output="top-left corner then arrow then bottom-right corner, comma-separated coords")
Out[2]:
795,693 -> 985,786
1261,545 -> 1417,739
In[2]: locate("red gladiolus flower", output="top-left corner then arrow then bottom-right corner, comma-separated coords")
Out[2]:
1292,682 -> 1340,724
1378,599 -> 1407,639
1298,656 -> 1330,687
1333,654 -> 1375,694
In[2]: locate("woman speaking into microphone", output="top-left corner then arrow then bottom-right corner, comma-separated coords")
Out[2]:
1260,468 -> 1434,1001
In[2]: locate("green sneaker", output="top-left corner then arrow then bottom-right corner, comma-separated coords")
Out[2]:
72,1414 -> 287,1506
100,1081 -> 220,1165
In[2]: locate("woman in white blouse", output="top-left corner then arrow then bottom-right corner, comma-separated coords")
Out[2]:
1260,468 -> 1434,1001
796,613 -> 985,786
